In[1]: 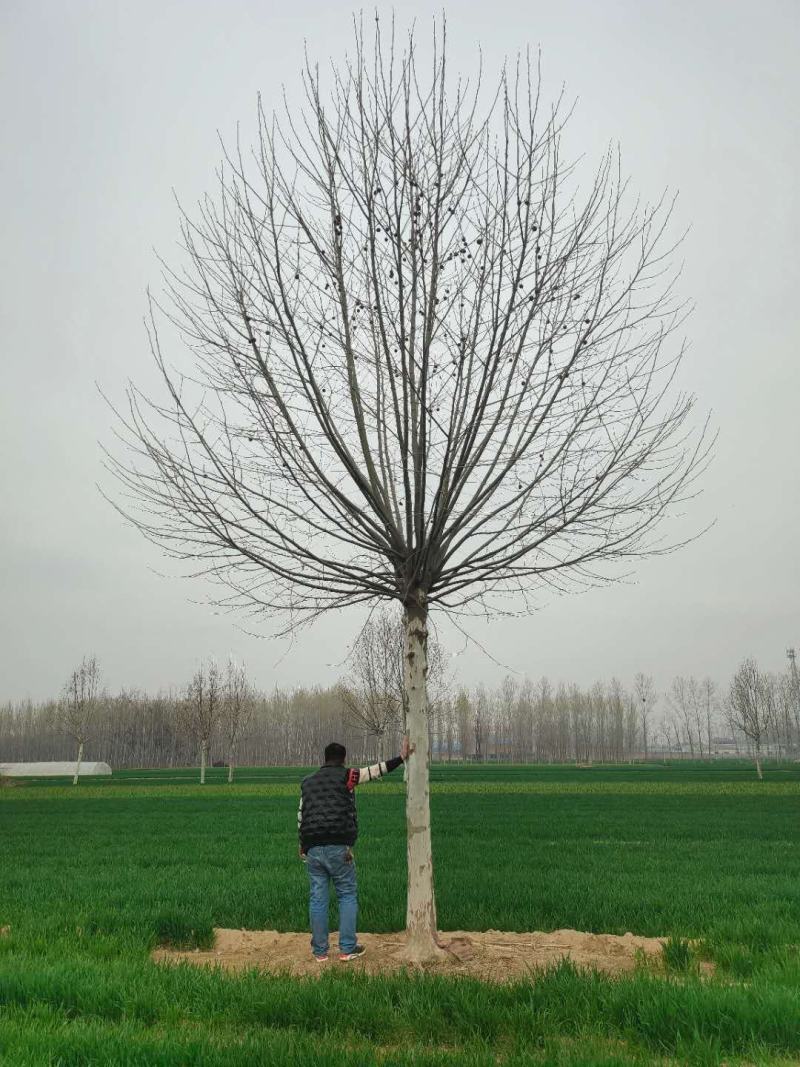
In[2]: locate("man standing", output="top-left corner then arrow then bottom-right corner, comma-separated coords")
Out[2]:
298,736 -> 412,962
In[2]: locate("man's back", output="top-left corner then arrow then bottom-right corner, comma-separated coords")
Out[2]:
298,757 -> 405,853
299,764 -> 358,851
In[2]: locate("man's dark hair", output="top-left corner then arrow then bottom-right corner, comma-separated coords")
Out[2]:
324,742 -> 346,764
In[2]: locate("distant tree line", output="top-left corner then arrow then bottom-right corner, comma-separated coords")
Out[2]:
2,640 -> 798,778
0,678 -> 358,777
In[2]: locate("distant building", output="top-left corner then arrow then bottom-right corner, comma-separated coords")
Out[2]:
709,737 -> 740,757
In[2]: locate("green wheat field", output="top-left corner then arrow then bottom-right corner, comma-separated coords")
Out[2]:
2,761 -> 799,1065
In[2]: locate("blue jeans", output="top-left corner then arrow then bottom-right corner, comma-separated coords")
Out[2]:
305,844 -> 358,956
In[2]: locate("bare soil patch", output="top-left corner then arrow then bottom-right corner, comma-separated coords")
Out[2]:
152,927 -> 672,981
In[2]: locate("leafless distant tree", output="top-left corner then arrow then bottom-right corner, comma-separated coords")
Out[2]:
339,607 -> 447,760
338,609 -> 404,759
664,713 -> 684,757
786,649 -> 800,754
698,677 -> 718,756
221,659 -> 254,783
725,658 -> 775,780
662,674 -> 720,759
687,677 -> 709,758
473,684 -> 490,762
181,662 -> 221,784
608,678 -> 626,761
106,21 -> 710,959
57,655 -> 101,785
666,676 -> 696,757
770,673 -> 794,758
633,672 -> 656,760
454,689 -> 471,760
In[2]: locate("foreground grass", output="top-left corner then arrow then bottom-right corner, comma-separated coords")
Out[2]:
2,762 -> 799,1064
1,951 -> 800,1065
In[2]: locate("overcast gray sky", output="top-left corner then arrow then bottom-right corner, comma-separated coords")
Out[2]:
1,0 -> 798,703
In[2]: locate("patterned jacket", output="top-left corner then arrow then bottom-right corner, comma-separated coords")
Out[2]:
298,756 -> 403,852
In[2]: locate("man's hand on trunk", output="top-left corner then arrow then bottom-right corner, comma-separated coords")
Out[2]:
401,734 -> 415,760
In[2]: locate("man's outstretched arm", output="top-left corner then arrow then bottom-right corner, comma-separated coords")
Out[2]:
297,794 -> 305,857
346,736 -> 414,790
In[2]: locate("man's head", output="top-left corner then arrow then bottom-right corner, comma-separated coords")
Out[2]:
324,742 -> 346,765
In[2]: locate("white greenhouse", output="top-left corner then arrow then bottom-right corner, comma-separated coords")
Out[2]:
0,762 -> 112,777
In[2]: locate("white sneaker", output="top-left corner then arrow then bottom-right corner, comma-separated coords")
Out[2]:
339,945 -> 366,962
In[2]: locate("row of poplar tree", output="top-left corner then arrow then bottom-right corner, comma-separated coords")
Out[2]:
1,644 -> 798,780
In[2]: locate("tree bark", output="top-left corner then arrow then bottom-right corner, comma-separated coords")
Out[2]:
755,742 -> 763,781
401,595 -> 445,962
228,750 -> 234,784
73,740 -> 84,786
200,740 -> 207,785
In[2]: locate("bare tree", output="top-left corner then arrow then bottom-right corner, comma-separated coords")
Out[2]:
58,656 -> 101,785
339,606 -> 448,763
221,659 -> 254,783
633,672 -> 656,760
608,678 -> 626,761
454,689 -> 471,761
699,677 -> 718,757
106,21 -> 710,959
666,676 -> 696,757
473,684 -> 490,763
725,658 -> 775,779
180,662 -> 221,784
339,609 -> 404,759
689,677 -> 706,758
786,649 -> 800,755
660,712 -> 683,757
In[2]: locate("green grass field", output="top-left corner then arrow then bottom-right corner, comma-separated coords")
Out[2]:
2,762 -> 800,1065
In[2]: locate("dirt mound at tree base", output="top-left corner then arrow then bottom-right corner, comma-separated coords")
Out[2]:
152,928 -> 684,982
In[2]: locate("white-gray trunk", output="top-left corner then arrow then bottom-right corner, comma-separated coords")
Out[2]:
200,741 -> 207,785
73,741 -> 84,786
227,751 -> 234,784
401,699 -> 409,783
755,745 -> 763,781
401,598 -> 445,962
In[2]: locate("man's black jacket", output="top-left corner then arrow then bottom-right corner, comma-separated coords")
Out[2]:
298,756 -> 403,853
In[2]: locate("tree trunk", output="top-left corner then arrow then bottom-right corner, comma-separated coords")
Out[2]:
228,749 -> 234,784
401,596 -> 445,962
755,742 -> 763,781
200,740 -> 207,784
73,740 -> 84,786
401,694 -> 409,783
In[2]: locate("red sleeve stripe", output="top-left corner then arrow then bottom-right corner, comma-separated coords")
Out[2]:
346,768 -> 360,791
